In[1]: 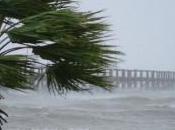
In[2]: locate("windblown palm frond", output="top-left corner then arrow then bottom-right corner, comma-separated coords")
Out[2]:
0,1 -> 122,128
7,9 -> 121,92
46,61 -> 111,94
0,108 -> 8,128
0,53 -> 37,129
8,10 -> 107,43
0,55 -> 36,90
0,0 -> 73,19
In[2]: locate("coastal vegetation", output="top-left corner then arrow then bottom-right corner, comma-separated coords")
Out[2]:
0,0 -> 120,129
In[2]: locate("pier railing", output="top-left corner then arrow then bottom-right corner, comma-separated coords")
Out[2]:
103,69 -> 175,88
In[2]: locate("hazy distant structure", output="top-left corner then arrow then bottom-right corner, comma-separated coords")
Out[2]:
103,69 -> 175,88
36,68 -> 175,89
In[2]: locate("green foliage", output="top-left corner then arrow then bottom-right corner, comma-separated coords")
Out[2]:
0,0 -> 73,19
8,10 -> 107,44
7,9 -> 120,92
0,55 -> 36,90
0,0 -> 122,94
0,1 -> 122,128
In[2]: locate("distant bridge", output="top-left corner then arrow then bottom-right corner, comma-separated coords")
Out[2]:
103,69 -> 175,88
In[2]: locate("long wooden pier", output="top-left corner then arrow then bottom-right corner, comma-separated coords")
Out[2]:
37,68 -> 175,88
103,69 -> 175,88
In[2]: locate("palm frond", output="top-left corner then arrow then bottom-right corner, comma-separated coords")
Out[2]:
0,0 -> 74,19
0,1 -> 122,129
0,55 -> 37,90
45,61 -> 111,94
0,108 -> 8,129
5,9 -> 122,92
8,9 -> 108,44
6,9 -> 121,92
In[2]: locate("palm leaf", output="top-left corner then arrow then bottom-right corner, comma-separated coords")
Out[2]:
45,61 -> 111,94
0,0 -> 73,19
0,108 -> 8,129
7,9 -> 121,92
8,9 -> 108,44
0,55 -> 37,90
0,1 -> 122,129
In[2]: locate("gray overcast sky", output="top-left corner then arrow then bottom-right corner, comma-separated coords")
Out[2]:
80,0 -> 175,71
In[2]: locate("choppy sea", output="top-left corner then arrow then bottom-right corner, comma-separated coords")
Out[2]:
1,87 -> 175,130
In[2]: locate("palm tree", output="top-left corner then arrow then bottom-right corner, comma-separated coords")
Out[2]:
0,0 -> 121,128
